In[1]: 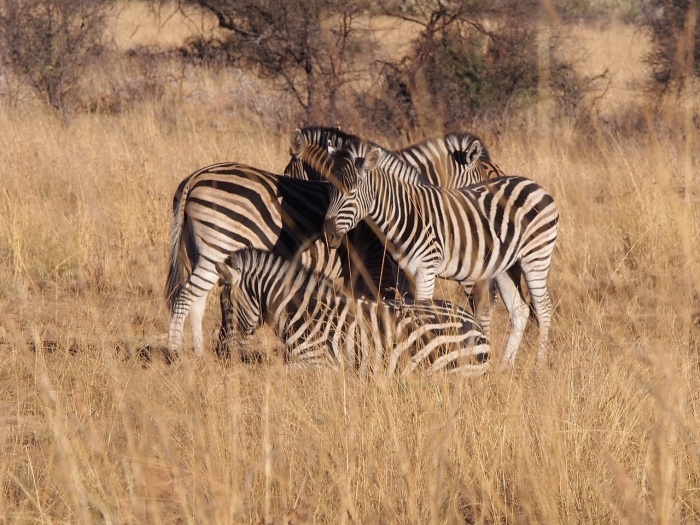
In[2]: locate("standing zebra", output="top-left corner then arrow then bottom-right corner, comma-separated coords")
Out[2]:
166,162 -> 344,356
216,249 -> 491,376
284,126 -> 506,324
322,142 -> 559,367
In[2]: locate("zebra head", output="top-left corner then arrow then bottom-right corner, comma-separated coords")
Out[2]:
443,134 -> 507,181
215,252 -> 265,337
283,126 -> 361,181
323,142 -> 381,249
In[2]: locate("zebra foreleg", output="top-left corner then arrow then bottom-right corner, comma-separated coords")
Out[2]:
214,282 -> 234,359
467,280 -> 497,339
412,265 -> 438,301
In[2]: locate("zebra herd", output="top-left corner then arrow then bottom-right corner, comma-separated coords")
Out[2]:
165,126 -> 560,376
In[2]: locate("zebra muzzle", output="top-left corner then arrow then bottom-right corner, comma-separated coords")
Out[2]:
323,217 -> 343,249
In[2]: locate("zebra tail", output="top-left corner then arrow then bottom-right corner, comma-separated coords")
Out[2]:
164,174 -> 197,314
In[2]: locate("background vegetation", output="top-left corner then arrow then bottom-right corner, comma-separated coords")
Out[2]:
0,0 -> 698,523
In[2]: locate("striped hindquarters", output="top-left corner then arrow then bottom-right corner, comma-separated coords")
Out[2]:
456,175 -> 559,278
165,162 -> 342,310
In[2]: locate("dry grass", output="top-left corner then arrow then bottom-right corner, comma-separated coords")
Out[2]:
1,5 -> 700,524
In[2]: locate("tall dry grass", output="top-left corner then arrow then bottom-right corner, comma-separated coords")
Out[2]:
0,8 -> 699,524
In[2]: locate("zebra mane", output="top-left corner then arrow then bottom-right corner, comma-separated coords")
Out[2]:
336,139 -> 426,185
296,126 -> 362,152
228,248 -> 287,276
396,132 -> 493,165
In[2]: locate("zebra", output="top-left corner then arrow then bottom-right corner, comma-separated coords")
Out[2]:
215,248 -> 491,376
321,142 -> 559,367
166,162 -> 345,357
284,126 -> 506,318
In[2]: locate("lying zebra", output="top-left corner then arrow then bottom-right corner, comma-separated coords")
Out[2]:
215,249 -> 491,376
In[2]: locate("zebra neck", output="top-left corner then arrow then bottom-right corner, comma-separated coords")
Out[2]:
302,153 -> 332,181
263,272 -> 294,327
265,263 -> 321,333
376,151 -> 425,184
367,176 -> 429,246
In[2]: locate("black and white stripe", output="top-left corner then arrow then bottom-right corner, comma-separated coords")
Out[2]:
395,133 -> 507,187
322,142 -> 559,367
165,162 -> 341,356
216,249 -> 491,376
283,127 -> 506,302
285,127 -> 505,188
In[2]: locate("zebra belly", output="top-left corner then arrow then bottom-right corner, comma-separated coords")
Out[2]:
436,242 -> 517,286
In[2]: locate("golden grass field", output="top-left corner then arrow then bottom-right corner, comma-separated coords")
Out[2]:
0,4 -> 699,524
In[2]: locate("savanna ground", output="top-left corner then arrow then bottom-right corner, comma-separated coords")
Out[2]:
1,4 -> 700,524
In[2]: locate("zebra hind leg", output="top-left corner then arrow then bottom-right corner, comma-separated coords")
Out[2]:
188,293 -> 208,357
495,266 -> 529,369
214,281 -> 234,359
522,269 -> 554,364
168,291 -> 191,358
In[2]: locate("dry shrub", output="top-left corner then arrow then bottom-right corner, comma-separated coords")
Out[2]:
0,0 -> 110,111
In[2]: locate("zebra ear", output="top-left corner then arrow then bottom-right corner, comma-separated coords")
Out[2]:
328,142 -> 339,157
215,261 -> 241,285
466,140 -> 483,166
215,262 -> 233,283
290,128 -> 305,157
363,147 -> 381,173
215,261 -> 234,283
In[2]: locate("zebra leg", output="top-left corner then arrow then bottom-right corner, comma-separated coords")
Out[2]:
469,280 -> 496,339
412,265 -> 437,301
522,270 -> 554,363
168,291 -> 191,357
169,261 -> 218,357
496,266 -> 529,368
214,281 -> 233,359
189,293 -> 208,357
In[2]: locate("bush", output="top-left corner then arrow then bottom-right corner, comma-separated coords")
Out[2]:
0,0 -> 110,111
170,0 -> 375,125
641,0 -> 700,92
361,0 -> 588,134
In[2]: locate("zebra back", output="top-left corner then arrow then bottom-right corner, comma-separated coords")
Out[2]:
217,249 -> 490,376
285,127 -> 505,188
165,162 -> 342,317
